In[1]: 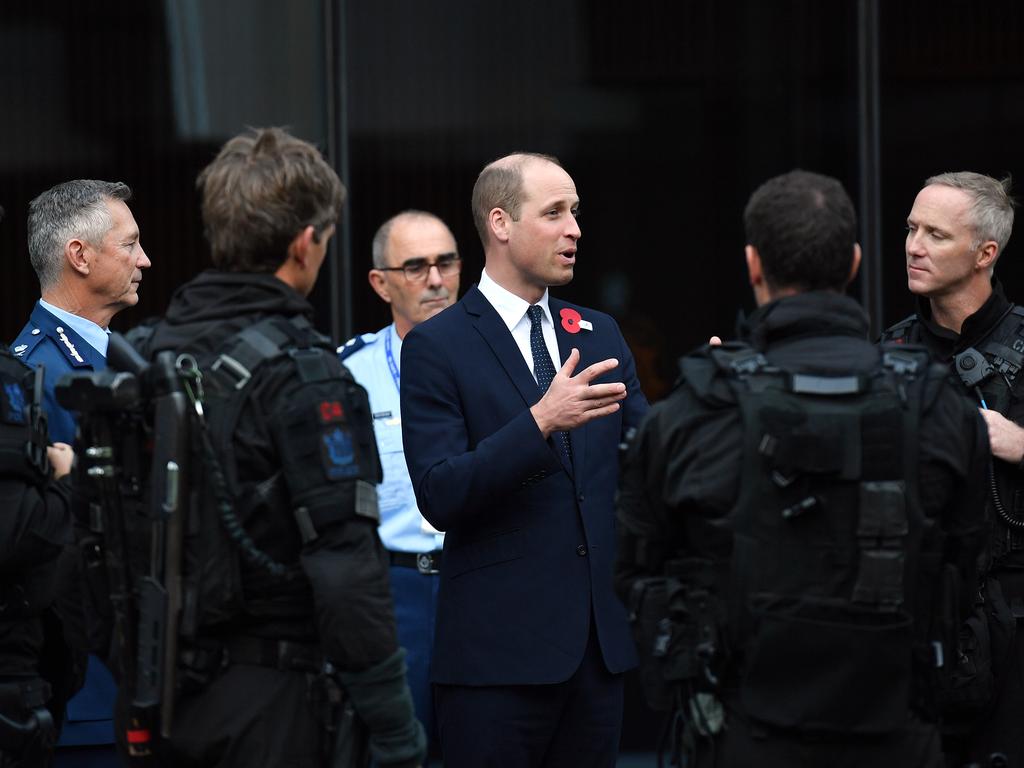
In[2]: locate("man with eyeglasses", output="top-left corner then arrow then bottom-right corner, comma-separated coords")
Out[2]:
339,209 -> 461,763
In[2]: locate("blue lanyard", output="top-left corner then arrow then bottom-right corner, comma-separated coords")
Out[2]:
385,327 -> 401,394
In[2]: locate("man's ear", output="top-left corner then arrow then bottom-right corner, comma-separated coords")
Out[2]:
744,244 -> 763,288
368,269 -> 392,303
977,239 -> 999,272
287,225 -> 317,267
489,207 -> 511,244
847,243 -> 862,286
66,238 -> 90,276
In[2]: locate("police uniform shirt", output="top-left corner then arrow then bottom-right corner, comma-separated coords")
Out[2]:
339,324 -> 444,552
11,300 -> 108,444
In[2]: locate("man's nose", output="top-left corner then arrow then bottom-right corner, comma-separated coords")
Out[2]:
566,216 -> 581,240
906,230 -> 924,256
426,263 -> 444,287
138,245 -> 152,268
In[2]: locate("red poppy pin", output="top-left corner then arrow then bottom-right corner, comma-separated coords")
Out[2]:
560,308 -> 593,333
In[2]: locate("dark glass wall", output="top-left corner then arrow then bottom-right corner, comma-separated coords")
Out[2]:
0,0 -> 329,337
878,0 -> 1024,328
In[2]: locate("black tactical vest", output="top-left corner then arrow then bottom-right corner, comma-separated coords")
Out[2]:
64,316 -> 383,745
883,306 -> 1024,561
0,346 -> 53,621
687,343 -> 944,733
128,314 -> 383,637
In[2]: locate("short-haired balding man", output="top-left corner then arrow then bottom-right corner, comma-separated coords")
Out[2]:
881,172 -> 1024,766
340,209 -> 462,760
400,153 -> 648,766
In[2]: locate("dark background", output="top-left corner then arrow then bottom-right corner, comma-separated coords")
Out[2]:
3,0 -> 1024,752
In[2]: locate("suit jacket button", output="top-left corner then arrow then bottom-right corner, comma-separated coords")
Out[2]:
576,545 -> 587,557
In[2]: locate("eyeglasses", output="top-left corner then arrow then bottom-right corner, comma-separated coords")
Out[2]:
378,252 -> 462,283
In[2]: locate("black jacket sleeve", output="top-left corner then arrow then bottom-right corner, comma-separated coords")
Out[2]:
265,359 -> 425,766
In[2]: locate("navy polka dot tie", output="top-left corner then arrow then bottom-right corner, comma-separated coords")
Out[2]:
527,305 -> 572,463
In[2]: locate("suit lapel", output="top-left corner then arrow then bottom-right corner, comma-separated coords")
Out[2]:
463,286 -> 540,409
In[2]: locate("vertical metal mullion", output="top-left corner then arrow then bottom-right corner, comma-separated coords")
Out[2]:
323,0 -> 352,343
857,0 -> 883,336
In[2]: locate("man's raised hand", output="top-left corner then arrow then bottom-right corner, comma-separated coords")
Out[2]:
530,348 -> 627,437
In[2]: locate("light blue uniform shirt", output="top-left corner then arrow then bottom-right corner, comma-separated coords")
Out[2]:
39,298 -> 111,357
339,324 -> 444,553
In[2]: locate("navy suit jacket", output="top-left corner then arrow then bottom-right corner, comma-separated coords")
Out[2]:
401,285 -> 648,686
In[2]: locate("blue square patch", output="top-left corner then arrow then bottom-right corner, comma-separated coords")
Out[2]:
321,425 -> 360,481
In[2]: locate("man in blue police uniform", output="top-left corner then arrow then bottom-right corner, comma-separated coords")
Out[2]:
11,179 -> 150,765
340,209 -> 461,760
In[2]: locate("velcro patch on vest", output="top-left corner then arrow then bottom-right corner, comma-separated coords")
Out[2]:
320,424 -> 360,481
318,399 -> 345,424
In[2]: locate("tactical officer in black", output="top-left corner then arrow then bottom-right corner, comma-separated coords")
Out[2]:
0,344 -> 76,767
615,170 -> 988,768
118,128 -> 425,767
881,172 -> 1024,768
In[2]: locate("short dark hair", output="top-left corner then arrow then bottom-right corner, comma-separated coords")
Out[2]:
197,127 -> 345,272
28,179 -> 132,290
743,169 -> 857,293
471,152 -> 561,245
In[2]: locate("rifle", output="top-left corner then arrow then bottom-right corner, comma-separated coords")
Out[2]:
56,334 -> 191,760
127,348 -> 189,742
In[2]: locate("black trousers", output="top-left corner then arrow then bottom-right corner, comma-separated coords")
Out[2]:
966,603 -> 1024,768
118,664 -> 326,768
434,622 -> 624,768
694,708 -> 943,768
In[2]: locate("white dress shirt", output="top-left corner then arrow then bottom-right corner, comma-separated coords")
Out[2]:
477,269 -> 562,381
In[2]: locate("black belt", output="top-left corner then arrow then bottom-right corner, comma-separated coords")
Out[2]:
208,637 -> 323,673
226,636 -> 323,672
388,550 -> 442,575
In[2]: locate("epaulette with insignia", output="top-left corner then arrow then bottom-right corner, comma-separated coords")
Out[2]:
338,332 -> 376,361
10,328 -> 45,359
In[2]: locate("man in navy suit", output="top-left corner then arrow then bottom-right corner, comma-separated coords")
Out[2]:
401,152 -> 648,767
11,179 -> 150,766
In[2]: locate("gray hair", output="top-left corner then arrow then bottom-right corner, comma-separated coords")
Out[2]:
925,171 -> 1015,255
28,179 -> 132,290
371,209 -> 452,268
